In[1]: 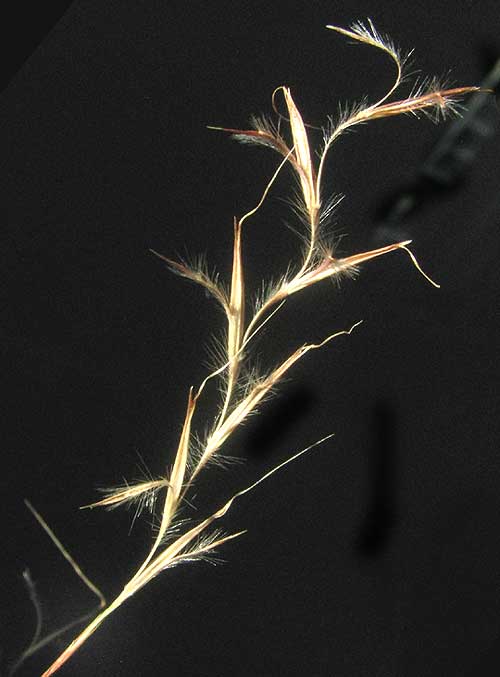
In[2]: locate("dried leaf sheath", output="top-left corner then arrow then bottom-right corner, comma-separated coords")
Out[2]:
220,217 -> 245,421
135,387 -> 197,578
282,88 -> 317,220
228,219 -> 245,365
160,389 -> 196,533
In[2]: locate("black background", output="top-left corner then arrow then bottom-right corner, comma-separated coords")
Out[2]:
2,1 -> 500,675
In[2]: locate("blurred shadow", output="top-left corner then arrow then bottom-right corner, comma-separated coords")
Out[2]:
244,385 -> 315,460
371,50 -> 500,248
3,4 -> 75,90
355,401 -> 398,558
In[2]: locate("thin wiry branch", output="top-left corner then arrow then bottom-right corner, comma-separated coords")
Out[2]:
8,569 -> 43,676
25,501 -> 105,609
11,504 -> 106,675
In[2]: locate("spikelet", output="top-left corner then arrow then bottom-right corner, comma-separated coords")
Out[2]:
82,478 -> 170,517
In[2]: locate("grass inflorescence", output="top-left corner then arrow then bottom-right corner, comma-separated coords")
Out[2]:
26,20 -> 478,676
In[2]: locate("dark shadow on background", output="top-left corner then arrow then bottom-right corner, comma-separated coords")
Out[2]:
372,50 -> 500,249
3,2 -> 75,90
244,385 -> 315,460
355,400 -> 398,558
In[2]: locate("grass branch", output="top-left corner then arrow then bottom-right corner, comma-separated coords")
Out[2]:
31,19 -> 480,676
